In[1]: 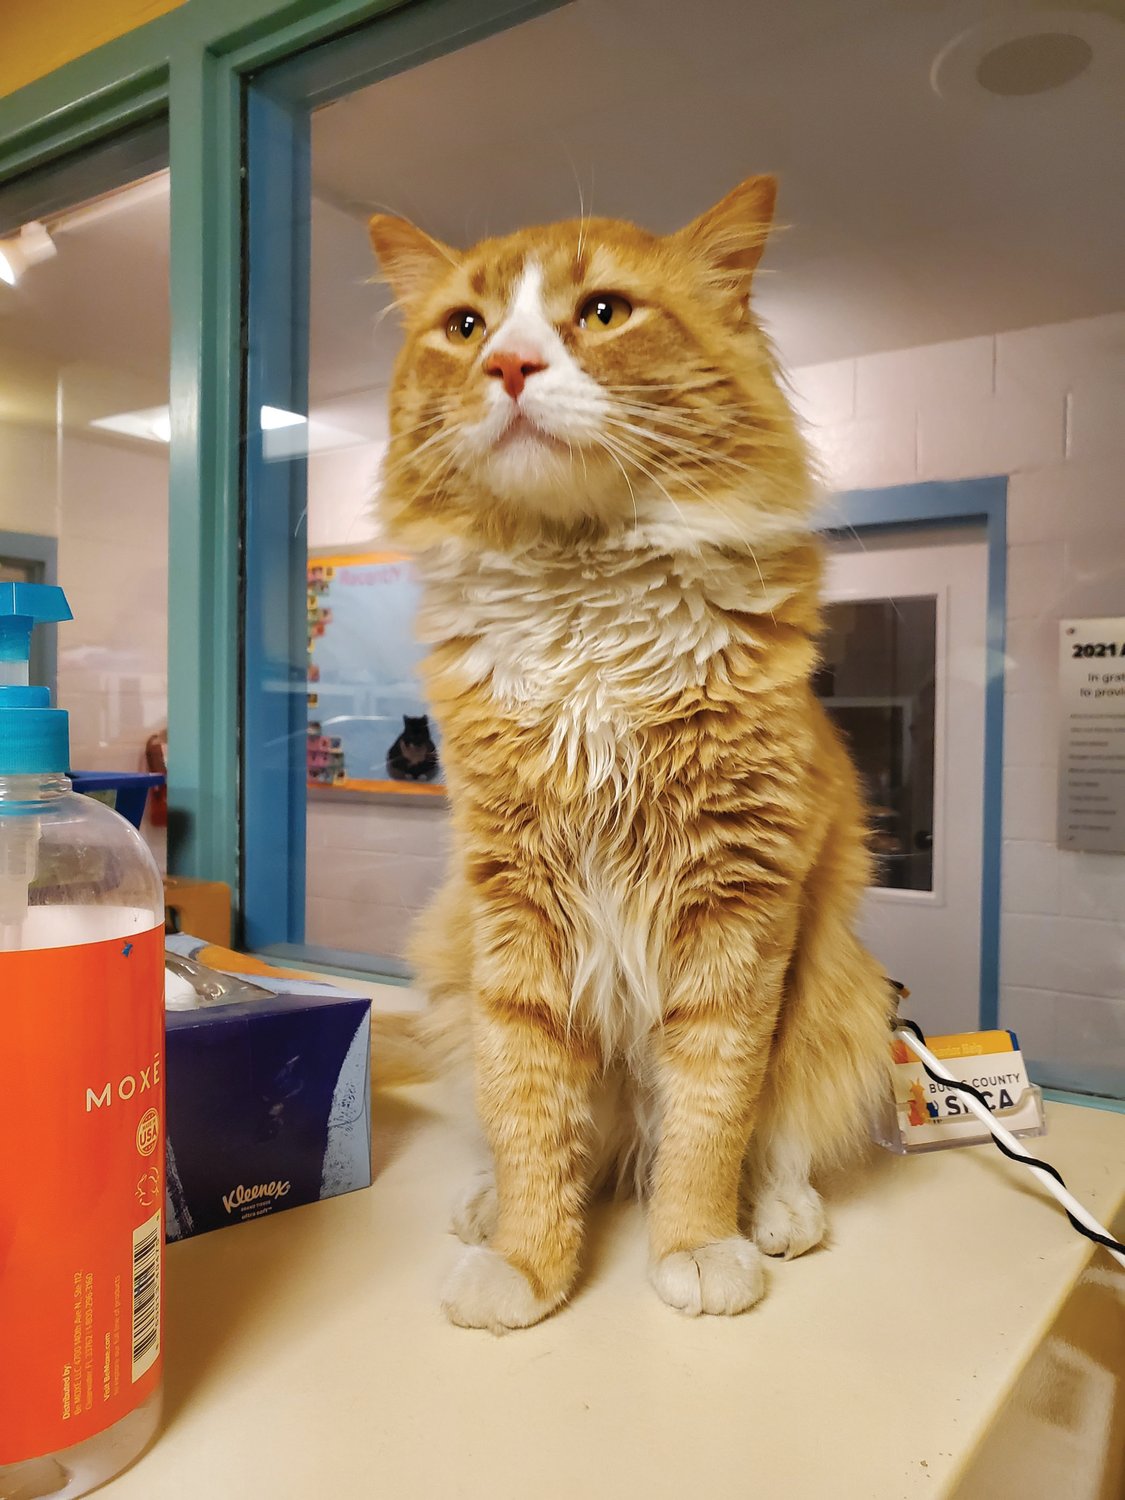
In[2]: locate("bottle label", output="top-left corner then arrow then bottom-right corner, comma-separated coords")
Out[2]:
0,925 -> 165,1465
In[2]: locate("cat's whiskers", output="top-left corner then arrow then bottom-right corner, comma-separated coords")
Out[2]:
745,540 -> 777,623
605,410 -> 793,484
604,380 -> 721,396
382,418 -> 457,472
419,445 -> 460,495
570,432 -> 591,492
608,384 -> 797,433
600,419 -> 721,506
609,417 -> 792,468
380,403 -> 457,448
372,299 -> 405,335
595,427 -> 784,616
593,436 -> 639,529
594,429 -> 698,533
609,398 -> 794,454
606,415 -> 747,469
566,152 -> 592,265
607,403 -> 732,439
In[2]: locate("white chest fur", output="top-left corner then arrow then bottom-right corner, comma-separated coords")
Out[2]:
415,533 -> 801,1058
415,535 -> 796,788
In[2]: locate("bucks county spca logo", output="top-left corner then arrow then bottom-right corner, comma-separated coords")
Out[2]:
222,1179 -> 291,1215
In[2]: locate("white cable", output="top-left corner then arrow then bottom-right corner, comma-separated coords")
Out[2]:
895,1027 -> 1125,1272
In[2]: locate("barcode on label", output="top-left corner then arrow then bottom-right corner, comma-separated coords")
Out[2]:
131,1210 -> 161,1382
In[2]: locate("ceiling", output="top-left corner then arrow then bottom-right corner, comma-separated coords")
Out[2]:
309,0 -> 1125,393
2,0 -> 1123,446
0,176 -> 170,434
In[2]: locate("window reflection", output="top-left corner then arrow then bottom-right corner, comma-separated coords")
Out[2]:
0,170 -> 170,868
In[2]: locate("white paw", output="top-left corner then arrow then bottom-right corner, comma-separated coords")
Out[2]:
441,1246 -> 560,1333
649,1236 -> 767,1317
749,1185 -> 827,1259
450,1173 -> 498,1246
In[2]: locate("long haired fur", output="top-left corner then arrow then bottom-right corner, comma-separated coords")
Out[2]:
368,176 -> 894,1331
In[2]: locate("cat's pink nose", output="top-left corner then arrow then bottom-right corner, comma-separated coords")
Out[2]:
484,350 -> 548,400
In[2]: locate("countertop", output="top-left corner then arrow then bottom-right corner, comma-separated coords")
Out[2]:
111,983 -> 1125,1500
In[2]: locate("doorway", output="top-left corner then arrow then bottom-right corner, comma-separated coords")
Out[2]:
820,524 -> 989,1035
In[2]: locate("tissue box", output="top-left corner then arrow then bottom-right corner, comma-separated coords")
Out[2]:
164,938 -> 371,1240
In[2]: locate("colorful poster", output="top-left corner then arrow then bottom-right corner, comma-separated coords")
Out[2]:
307,552 -> 443,797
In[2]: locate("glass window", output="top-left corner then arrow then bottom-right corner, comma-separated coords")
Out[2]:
299,81 -> 484,970
241,2 -> 1123,1104
0,159 -> 170,869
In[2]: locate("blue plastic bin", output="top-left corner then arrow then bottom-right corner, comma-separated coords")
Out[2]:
69,771 -> 165,830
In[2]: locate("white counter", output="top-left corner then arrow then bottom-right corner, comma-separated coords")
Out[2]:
111,985 -> 1125,1499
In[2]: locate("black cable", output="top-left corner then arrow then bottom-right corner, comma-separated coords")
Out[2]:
893,1015 -> 1125,1260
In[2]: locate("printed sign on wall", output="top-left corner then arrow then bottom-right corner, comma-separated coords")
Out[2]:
1058,617 -> 1125,854
307,552 -> 443,799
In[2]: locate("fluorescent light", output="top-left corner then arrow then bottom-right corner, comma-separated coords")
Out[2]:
262,414 -> 371,460
260,405 -> 307,430
89,403 -> 355,452
90,405 -> 171,444
0,222 -> 56,287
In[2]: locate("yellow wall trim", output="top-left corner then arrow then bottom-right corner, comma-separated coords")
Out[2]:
1,0 -> 187,100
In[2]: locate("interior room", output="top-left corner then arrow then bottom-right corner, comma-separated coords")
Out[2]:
0,2 -> 1122,1497
0,168 -> 170,864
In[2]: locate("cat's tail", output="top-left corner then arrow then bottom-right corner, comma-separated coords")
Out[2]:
754,777 -> 896,1178
369,876 -> 474,1088
369,999 -> 472,1087
369,1010 -> 434,1087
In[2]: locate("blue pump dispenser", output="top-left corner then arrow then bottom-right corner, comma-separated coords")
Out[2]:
0,582 -> 72,775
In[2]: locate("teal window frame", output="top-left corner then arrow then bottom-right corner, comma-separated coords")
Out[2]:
0,0 -> 561,938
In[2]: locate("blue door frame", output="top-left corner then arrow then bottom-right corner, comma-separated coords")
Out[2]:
822,477 -> 1008,1031
240,0 -> 568,953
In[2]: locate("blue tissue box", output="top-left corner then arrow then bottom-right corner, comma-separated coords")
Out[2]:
164,938 -> 371,1241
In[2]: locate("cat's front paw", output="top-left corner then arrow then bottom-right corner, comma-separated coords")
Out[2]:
748,1184 -> 826,1259
649,1235 -> 766,1317
441,1246 -> 563,1333
450,1173 -> 498,1245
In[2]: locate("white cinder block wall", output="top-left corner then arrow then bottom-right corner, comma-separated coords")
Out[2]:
792,311 -> 1125,1096
306,312 -> 1124,1096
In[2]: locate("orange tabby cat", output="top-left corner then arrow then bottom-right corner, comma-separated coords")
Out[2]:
368,176 -> 894,1332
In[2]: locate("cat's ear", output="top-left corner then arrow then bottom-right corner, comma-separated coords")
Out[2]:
368,215 -> 457,311
673,175 -> 777,318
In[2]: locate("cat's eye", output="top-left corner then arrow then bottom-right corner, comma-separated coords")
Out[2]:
578,293 -> 632,332
445,309 -> 486,344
